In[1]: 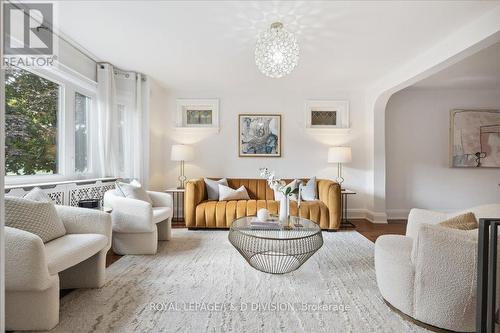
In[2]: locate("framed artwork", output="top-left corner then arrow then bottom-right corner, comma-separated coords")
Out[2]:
305,100 -> 349,129
450,109 -> 500,167
176,99 -> 219,128
239,114 -> 281,157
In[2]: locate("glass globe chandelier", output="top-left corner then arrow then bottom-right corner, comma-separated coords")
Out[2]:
255,22 -> 299,78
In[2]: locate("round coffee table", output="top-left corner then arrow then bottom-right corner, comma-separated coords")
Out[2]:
228,216 -> 323,274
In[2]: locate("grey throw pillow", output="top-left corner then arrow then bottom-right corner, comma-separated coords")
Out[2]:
300,177 -> 317,201
5,196 -> 66,243
204,178 -> 228,200
116,180 -> 153,204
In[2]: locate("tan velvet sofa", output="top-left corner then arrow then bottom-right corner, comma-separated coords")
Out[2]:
185,178 -> 341,230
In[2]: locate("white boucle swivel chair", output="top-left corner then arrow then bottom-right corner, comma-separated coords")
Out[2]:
103,189 -> 173,254
375,204 -> 500,332
5,206 -> 112,331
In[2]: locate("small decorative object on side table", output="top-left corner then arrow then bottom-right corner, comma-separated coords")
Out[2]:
165,188 -> 185,225
341,189 -> 356,228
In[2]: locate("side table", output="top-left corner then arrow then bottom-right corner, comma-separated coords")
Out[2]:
165,188 -> 185,225
341,189 -> 356,228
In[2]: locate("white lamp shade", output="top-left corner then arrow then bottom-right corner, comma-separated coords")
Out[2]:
328,147 -> 352,163
171,144 -> 194,161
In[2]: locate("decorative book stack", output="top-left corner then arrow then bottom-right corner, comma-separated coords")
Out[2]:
250,217 -> 280,230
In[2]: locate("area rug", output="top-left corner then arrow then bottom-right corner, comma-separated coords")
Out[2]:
49,230 -> 429,332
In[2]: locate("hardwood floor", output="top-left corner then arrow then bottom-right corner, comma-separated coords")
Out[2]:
349,219 -> 406,242
104,219 -> 406,268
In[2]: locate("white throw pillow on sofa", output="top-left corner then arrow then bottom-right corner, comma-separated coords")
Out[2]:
300,177 -> 317,201
116,180 -> 153,204
218,184 -> 250,201
5,196 -> 66,243
274,179 -> 300,201
23,187 -> 53,203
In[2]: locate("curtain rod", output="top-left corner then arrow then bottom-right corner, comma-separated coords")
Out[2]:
98,62 -> 147,81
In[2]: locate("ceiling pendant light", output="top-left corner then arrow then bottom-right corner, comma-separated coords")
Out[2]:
255,22 -> 299,79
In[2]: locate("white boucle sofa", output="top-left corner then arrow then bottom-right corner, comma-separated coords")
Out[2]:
375,204 -> 500,332
5,205 -> 112,331
103,189 -> 173,254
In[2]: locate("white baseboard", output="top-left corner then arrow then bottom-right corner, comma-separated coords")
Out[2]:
347,209 -> 388,224
386,209 -> 410,220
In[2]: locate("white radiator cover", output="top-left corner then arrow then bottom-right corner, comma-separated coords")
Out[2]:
5,179 -> 117,207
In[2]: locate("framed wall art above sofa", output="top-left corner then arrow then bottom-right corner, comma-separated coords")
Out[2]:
238,114 -> 281,157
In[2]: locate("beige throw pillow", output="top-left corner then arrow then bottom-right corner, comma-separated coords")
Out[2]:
218,184 -> 250,201
5,196 -> 66,243
116,180 -> 153,204
439,212 -> 478,230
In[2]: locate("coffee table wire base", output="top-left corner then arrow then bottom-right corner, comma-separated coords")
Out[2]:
228,227 -> 323,274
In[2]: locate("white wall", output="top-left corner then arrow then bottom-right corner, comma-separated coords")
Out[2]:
386,88 -> 500,218
149,84 -> 372,213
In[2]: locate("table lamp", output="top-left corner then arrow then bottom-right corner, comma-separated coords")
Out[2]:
171,144 -> 194,189
328,146 -> 352,186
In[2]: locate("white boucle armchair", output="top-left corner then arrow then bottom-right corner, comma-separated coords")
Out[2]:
375,204 -> 500,332
5,206 -> 112,331
103,189 -> 173,254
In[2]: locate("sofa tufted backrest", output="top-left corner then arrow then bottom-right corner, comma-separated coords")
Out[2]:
214,178 -> 309,201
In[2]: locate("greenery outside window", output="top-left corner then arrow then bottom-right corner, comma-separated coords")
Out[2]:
4,66 -> 97,184
5,67 -> 60,176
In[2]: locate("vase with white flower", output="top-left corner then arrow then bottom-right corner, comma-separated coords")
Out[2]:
259,168 -> 300,225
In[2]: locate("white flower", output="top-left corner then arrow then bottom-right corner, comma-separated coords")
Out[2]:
260,167 -> 288,194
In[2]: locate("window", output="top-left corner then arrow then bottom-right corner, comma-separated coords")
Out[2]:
5,67 -> 60,176
4,66 -> 97,184
75,92 -> 90,173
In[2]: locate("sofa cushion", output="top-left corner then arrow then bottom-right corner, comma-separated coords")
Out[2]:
204,178 -> 228,200
439,212 -> 478,230
116,181 -> 153,204
5,196 -> 66,243
152,207 -> 172,224
218,185 -> 250,201
45,233 -> 108,275
300,177 -> 317,201
194,199 -> 329,228
274,179 -> 300,201
24,187 -> 53,203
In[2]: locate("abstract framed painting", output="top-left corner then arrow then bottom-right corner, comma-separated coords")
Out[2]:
239,114 -> 281,157
450,109 -> 500,168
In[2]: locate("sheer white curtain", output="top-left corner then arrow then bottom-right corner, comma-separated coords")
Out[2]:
96,63 -> 150,186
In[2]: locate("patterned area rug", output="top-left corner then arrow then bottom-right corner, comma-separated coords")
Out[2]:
49,229 -> 429,332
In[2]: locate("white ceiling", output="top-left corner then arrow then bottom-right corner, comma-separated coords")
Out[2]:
411,41 -> 500,90
55,1 -> 500,91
